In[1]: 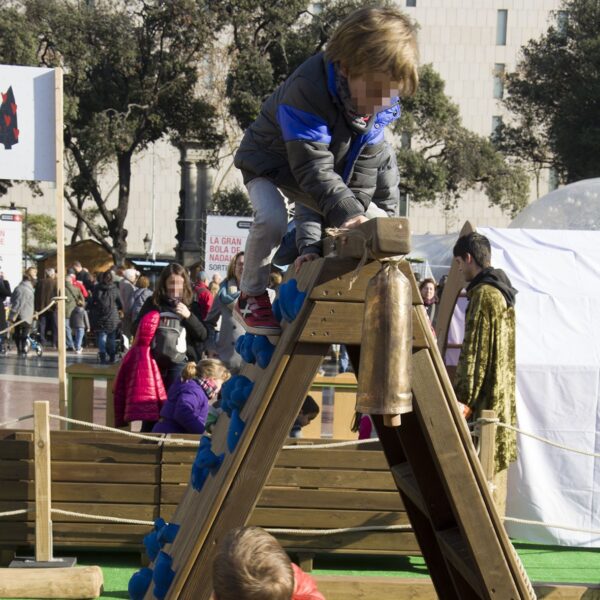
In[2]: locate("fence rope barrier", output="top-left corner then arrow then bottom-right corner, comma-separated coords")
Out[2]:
264,524 -> 413,536
47,414 -> 201,446
0,415 -> 33,428
0,509 -> 30,518
477,417 -> 600,458
282,438 -> 380,450
0,299 -> 59,336
50,508 -> 154,527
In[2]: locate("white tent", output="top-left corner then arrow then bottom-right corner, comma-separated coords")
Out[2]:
478,227 -> 600,548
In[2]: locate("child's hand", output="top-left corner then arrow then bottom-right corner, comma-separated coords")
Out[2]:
294,253 -> 320,273
175,302 -> 191,319
341,214 -> 368,229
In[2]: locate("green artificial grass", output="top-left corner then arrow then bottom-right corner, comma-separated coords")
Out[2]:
1,542 -> 598,600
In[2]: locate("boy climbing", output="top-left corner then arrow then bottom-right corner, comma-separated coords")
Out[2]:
233,6 -> 419,335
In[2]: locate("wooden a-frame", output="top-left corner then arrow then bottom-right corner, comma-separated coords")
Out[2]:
144,218 -> 534,600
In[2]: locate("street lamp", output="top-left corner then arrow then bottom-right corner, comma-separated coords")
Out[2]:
143,233 -> 152,260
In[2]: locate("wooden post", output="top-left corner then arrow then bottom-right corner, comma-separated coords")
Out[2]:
34,401 -> 53,562
479,409 -> 497,483
54,67 -> 67,422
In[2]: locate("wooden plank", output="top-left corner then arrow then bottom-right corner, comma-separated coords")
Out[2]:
257,488 -> 403,512
322,217 -> 411,259
0,480 -> 159,504
313,576 -> 437,600
50,441 -> 161,464
436,527 -> 482,595
0,460 -> 32,480
311,258 -> 421,305
69,377 -> 94,430
248,507 -> 410,529
271,531 -> 419,552
478,409 -> 496,483
265,467 -> 398,491
299,301 -> 428,348
273,449 -> 389,470
312,577 -> 600,600
51,461 -> 160,483
391,463 -> 428,516
0,439 -> 33,460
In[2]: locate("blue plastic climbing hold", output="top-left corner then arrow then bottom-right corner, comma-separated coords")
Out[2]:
191,437 -> 224,492
143,518 -> 166,561
227,409 -> 246,452
128,567 -> 153,600
221,375 -> 253,417
252,335 -> 275,369
153,551 -> 176,600
278,279 -> 306,322
157,522 -> 180,545
235,333 -> 256,364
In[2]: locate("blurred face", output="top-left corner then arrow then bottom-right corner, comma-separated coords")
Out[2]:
420,282 -> 436,302
234,255 -> 244,283
165,274 -> 185,301
344,70 -> 400,116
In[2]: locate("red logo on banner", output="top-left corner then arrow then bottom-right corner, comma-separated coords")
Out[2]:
0,86 -> 18,150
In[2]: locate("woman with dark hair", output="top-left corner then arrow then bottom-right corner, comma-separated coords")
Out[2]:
135,263 -> 207,389
89,270 -> 122,363
419,277 -> 439,325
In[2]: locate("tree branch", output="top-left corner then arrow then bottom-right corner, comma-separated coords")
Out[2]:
64,192 -> 113,256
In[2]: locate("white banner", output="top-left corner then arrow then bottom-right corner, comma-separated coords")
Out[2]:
0,64 -> 56,182
0,210 -> 23,290
204,215 -> 252,280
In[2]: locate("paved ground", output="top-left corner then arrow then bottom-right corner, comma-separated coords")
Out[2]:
0,348 -> 117,431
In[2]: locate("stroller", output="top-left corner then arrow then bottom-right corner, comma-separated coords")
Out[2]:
25,319 -> 44,357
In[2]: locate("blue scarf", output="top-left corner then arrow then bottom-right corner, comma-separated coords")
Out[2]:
217,278 -> 240,307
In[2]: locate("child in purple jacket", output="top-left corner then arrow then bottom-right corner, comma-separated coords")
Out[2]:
152,359 -> 230,435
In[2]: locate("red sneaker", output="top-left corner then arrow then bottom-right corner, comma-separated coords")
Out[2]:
234,292 -> 281,336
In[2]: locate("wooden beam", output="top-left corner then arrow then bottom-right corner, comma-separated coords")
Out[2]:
322,217 -> 411,259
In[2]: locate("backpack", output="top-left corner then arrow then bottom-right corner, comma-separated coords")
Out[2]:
130,288 -> 152,322
151,311 -> 187,367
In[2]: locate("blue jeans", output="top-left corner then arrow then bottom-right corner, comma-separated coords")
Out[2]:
73,327 -> 86,350
65,322 -> 75,350
97,329 -> 117,359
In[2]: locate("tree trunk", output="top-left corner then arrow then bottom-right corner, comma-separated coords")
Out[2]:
109,151 -> 132,265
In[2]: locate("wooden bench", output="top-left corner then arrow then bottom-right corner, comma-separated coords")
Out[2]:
0,431 -> 422,569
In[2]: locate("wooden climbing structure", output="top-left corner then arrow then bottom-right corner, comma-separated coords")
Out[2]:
144,218 -> 535,600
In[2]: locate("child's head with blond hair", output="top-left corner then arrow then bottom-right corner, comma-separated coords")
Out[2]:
325,6 -> 419,99
212,526 -> 293,600
181,358 -> 231,391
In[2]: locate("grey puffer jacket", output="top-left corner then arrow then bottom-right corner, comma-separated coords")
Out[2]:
9,279 -> 35,324
234,52 -> 401,228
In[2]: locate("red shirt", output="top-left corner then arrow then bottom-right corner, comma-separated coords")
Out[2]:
193,282 -> 213,321
291,563 -> 325,600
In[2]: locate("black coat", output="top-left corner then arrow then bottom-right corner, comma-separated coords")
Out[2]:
0,278 -> 11,330
89,283 -> 121,331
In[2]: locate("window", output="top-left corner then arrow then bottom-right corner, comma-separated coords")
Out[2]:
493,63 -> 505,99
556,10 -> 568,36
496,9 -> 508,45
406,0 -> 417,6
492,115 -> 503,137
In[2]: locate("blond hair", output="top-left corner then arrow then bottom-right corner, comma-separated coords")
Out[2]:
212,527 -> 293,600
325,6 -> 419,97
181,359 -> 231,383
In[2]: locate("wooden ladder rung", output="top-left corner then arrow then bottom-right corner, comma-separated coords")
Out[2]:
435,527 -> 482,595
390,463 -> 427,515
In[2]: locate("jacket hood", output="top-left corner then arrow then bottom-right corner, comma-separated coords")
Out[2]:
467,267 -> 517,308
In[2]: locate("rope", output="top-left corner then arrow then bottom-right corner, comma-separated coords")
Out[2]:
0,414 -> 33,428
504,517 -> 600,536
50,508 -> 153,526
283,438 -> 379,450
510,544 -> 537,600
478,418 -> 600,458
48,414 -> 201,447
0,299 -> 58,335
0,509 -> 30,517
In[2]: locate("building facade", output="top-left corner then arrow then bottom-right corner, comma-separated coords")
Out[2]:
4,0 -> 563,256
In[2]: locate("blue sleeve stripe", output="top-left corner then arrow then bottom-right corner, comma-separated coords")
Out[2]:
277,104 -> 332,144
